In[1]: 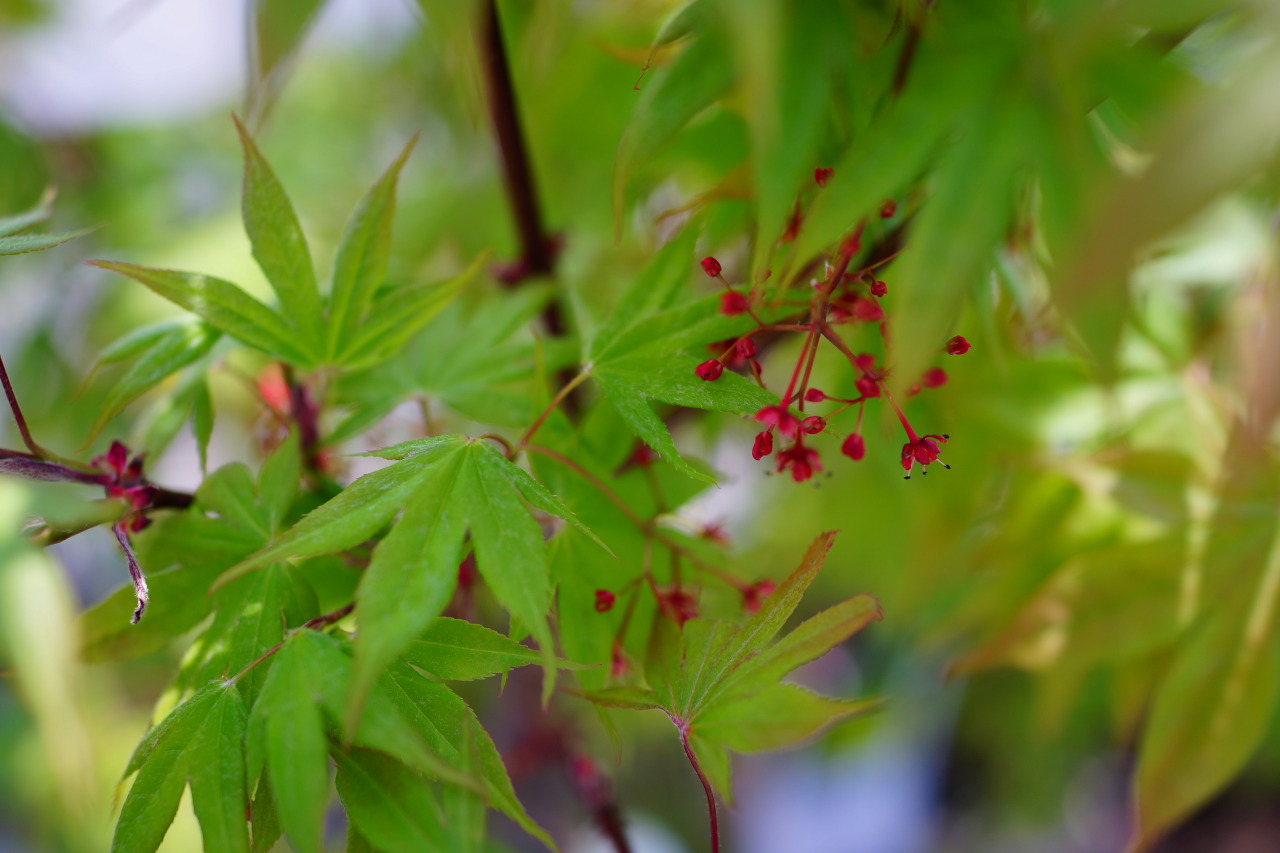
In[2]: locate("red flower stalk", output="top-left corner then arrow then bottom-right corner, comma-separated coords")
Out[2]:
946,335 -> 971,355
695,359 -> 724,381
701,256 -> 722,278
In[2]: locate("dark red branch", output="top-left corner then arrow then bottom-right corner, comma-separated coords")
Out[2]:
0,354 -> 44,457
678,724 -> 720,853
478,0 -> 556,286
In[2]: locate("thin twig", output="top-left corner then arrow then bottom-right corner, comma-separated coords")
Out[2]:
0,354 -> 45,457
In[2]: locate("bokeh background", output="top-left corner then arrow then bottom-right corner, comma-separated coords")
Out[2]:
2,1 -> 1280,852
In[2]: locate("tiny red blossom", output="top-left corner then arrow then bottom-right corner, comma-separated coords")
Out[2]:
776,441 -> 821,482
854,353 -> 877,371
870,280 -> 887,297
841,433 -> 866,461
610,641 -> 630,679
659,589 -> 699,627
923,367 -> 948,388
720,290 -> 749,316
742,579 -> 777,613
852,297 -> 884,322
804,388 -> 826,402
701,256 -> 722,278
881,199 -> 897,218
695,359 -> 724,381
594,589 -> 616,613
801,416 -> 826,435
946,335 -> 971,355
752,430 -> 774,460
754,405 -> 801,439
815,167 -> 834,187
901,434 -> 950,478
856,375 -> 880,398
735,338 -> 758,359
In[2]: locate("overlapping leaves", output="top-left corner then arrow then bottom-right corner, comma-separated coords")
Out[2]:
584,532 -> 881,807
216,435 -> 598,712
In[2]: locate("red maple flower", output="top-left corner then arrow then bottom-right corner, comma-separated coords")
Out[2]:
754,405 -> 801,438
720,290 -> 749,316
594,589 -> 616,613
946,335 -> 971,355
900,434 -> 950,478
752,430 -> 775,460
841,433 -> 866,461
701,256 -> 722,278
776,441 -> 821,482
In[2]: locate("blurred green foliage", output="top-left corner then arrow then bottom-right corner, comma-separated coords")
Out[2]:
1,1 -> 1279,852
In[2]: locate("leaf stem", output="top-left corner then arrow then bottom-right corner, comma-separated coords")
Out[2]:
226,602 -> 355,685
521,370 -> 588,447
0,353 -> 45,457
678,723 -> 720,853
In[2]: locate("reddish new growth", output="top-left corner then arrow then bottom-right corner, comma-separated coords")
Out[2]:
594,589 -> 616,613
92,440 -> 160,623
694,179 -> 965,482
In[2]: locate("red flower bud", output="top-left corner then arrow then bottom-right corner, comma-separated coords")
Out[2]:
853,353 -> 877,371
923,367 -> 948,388
815,167 -> 834,187
841,433 -> 866,461
804,388 -> 826,402
720,290 -> 749,316
880,199 -> 897,218
701,256 -> 722,278
946,335 -> 971,355
870,280 -> 887,297
801,416 -> 826,435
742,579 -> 777,613
752,430 -> 774,460
856,376 -> 880,398
595,589 -> 616,613
695,359 -> 724,381
735,338 -> 757,359
754,405 -> 801,439
852,297 -> 884,322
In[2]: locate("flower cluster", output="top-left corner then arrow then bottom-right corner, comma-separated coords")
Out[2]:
692,170 -> 970,482
93,440 -> 157,532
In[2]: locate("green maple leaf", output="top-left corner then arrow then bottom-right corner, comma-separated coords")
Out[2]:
113,684 -> 250,853
90,119 -> 474,372
215,435 -> 601,717
582,532 -> 882,844
579,227 -> 777,482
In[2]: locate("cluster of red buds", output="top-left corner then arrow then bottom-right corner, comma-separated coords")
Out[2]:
92,440 -> 156,532
694,170 -> 972,481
